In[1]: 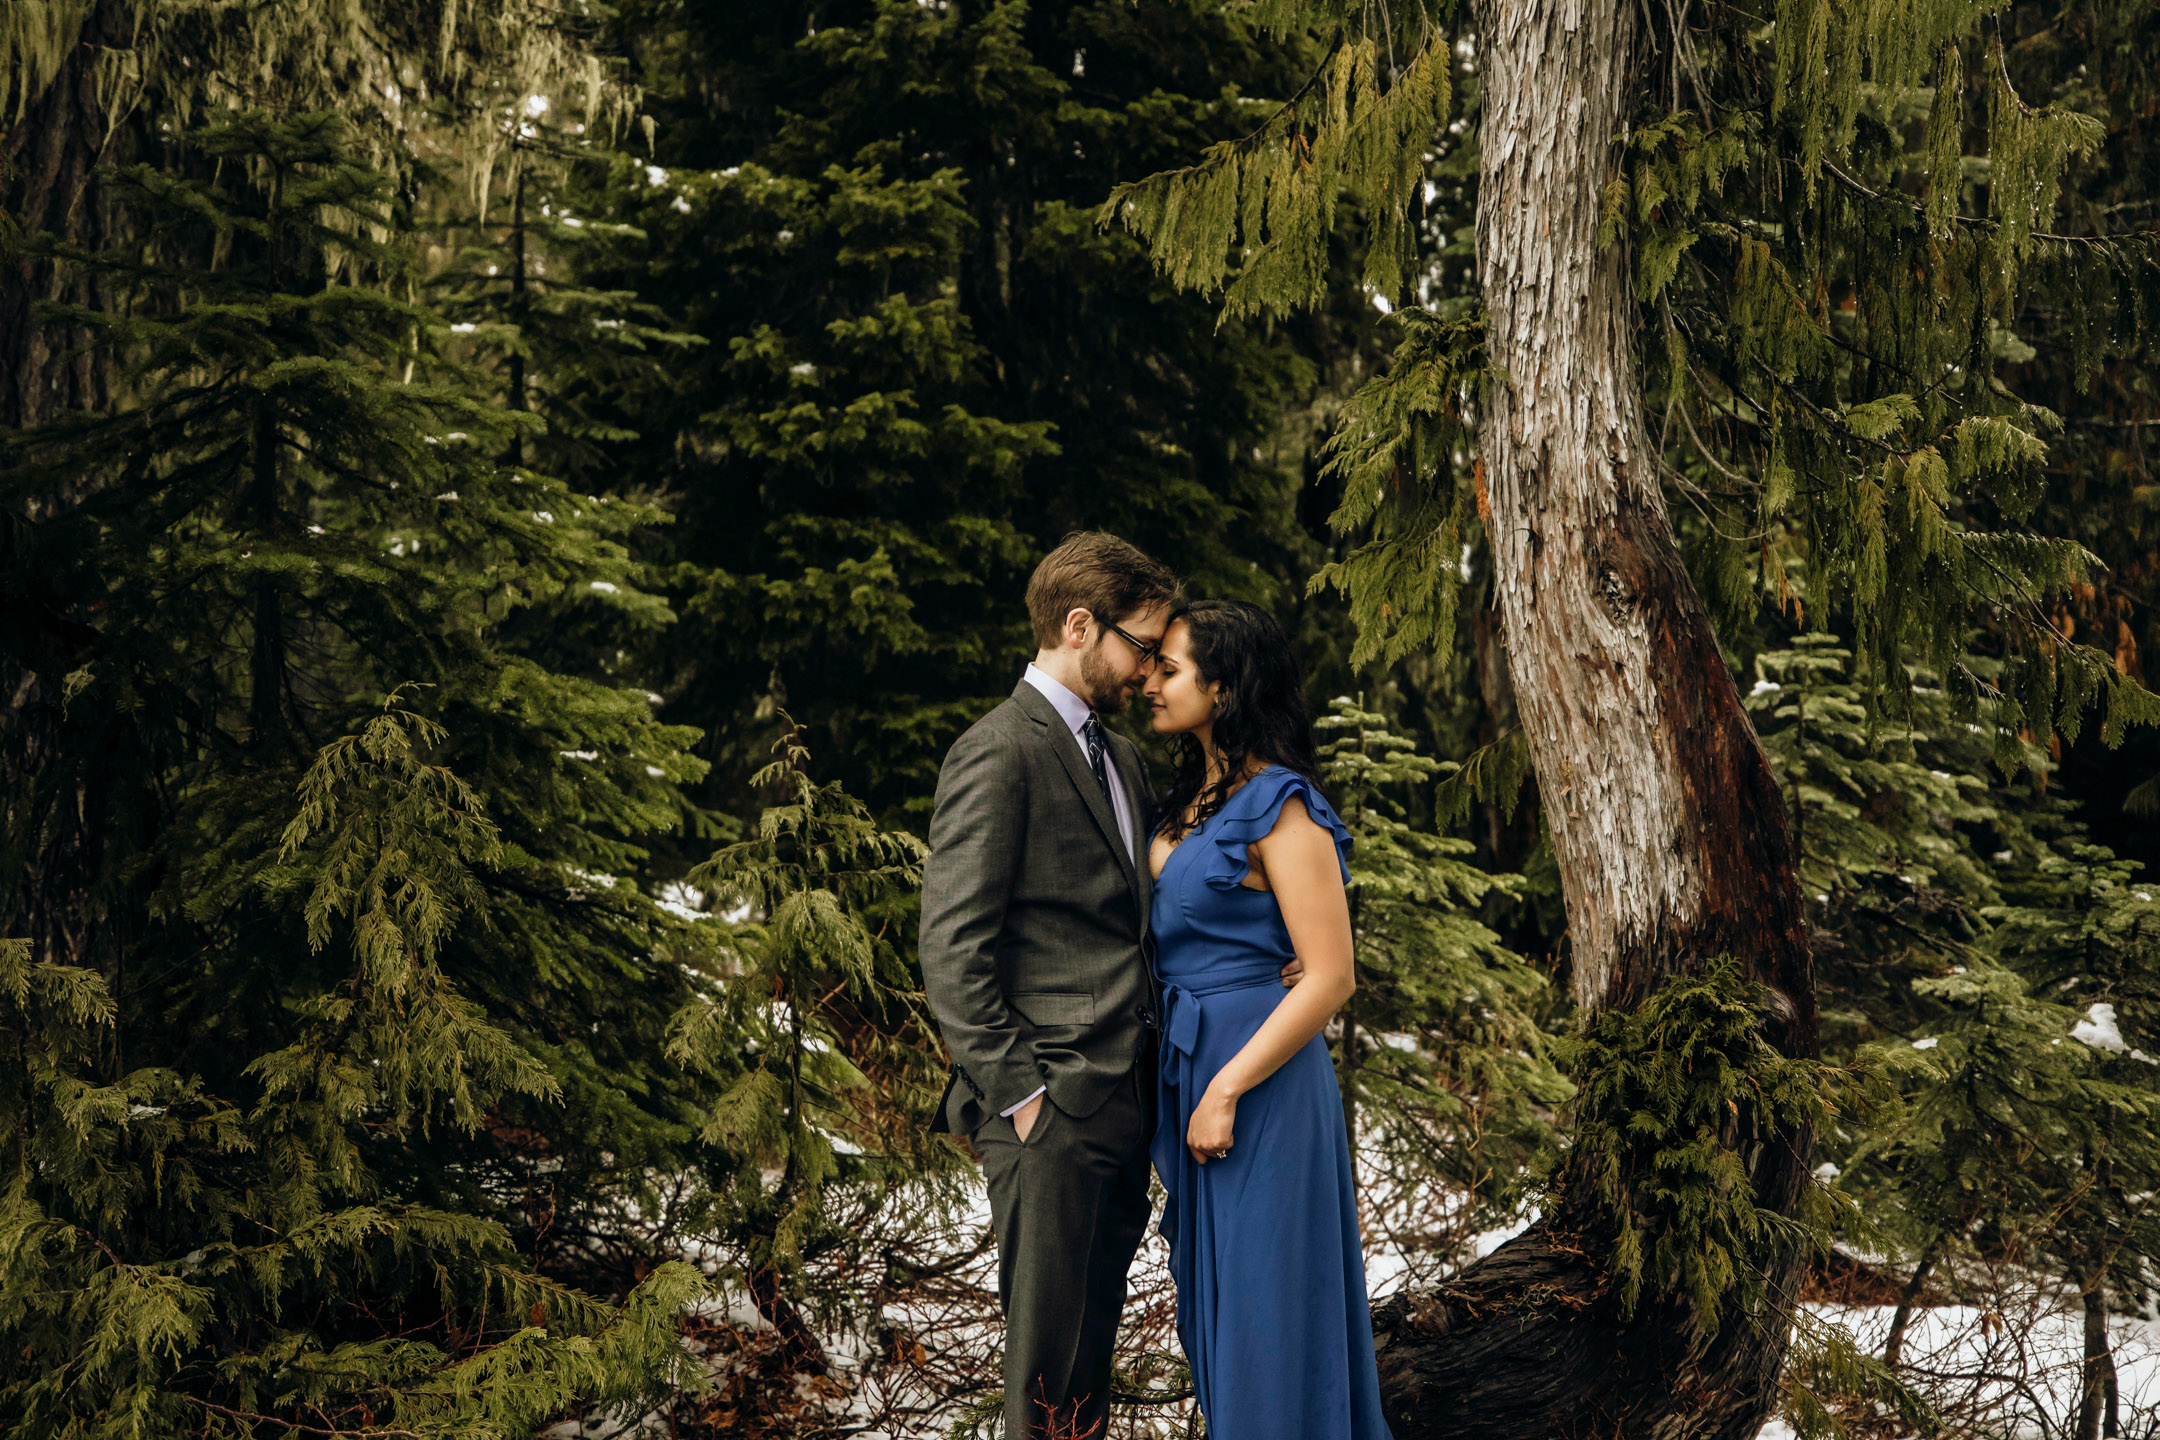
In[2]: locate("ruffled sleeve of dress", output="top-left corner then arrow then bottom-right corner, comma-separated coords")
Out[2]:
1204,767 -> 1353,890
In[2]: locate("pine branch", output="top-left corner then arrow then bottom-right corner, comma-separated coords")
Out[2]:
187,1398 -> 423,1439
1818,157 -> 2155,248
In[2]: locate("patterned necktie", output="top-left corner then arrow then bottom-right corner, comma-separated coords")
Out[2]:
1081,714 -> 1113,801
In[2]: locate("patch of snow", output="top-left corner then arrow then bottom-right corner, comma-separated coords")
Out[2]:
1912,1036 -> 1939,1050
1750,678 -> 1781,697
589,580 -> 619,593
2073,1002 -> 2128,1053
1468,1209 -> 1540,1261
655,882 -> 707,922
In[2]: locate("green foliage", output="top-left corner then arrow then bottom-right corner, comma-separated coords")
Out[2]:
1779,1309 -> 1939,1440
666,724 -> 953,1288
1318,697 -> 1566,1220
1112,0 -> 2160,758
1098,25 -> 1456,318
0,707 -> 708,1438
588,0 -> 1370,822
1432,728 -> 1533,833
2,107 -> 718,1435
1750,634 -> 2160,1405
1555,956 -> 1891,1338
1,0 -> 633,192
1310,310 -> 1489,669
431,124 -> 707,487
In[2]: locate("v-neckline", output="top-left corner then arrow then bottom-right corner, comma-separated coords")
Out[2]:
1148,810 -> 1207,884
1146,765 -> 1278,883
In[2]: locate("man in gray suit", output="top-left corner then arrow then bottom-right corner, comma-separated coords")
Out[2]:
920,532 -> 1178,1440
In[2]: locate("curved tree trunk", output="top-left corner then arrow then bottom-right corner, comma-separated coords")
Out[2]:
1373,3 -> 1818,1436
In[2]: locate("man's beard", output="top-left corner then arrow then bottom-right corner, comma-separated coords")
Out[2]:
1077,642 -> 1129,714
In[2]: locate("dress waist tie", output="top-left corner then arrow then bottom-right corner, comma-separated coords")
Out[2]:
1159,972 -> 1283,1092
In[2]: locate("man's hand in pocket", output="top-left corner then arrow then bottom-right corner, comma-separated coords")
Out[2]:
1013,1093 -> 1044,1142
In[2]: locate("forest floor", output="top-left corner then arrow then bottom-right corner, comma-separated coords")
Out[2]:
572,1161 -> 2160,1439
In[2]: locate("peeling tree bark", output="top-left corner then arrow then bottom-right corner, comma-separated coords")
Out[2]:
1372,2 -> 1818,1435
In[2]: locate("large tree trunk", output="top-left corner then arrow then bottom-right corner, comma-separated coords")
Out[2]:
0,2 -> 129,430
0,5 -> 133,1000
1372,3 -> 1818,1436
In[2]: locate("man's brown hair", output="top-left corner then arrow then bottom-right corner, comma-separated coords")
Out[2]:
1024,532 -> 1180,649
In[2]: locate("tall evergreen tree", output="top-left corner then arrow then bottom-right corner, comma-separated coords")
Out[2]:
663,723 -> 948,1381
1,108 -> 712,1433
0,0 -> 632,428
1748,636 -> 2160,1436
584,0 -> 1379,822
1988,0 -> 2160,873
1315,694 -> 1563,1255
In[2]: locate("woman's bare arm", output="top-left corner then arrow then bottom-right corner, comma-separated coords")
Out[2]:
1184,795 -> 1353,1163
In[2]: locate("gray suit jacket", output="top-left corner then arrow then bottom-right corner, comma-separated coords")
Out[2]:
920,680 -> 1157,1134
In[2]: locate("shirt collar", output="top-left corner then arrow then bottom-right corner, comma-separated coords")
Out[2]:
1022,663 -> 1094,737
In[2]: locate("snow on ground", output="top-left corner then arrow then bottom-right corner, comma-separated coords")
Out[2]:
1802,1298 -> 2160,1438
552,1155 -> 2160,1437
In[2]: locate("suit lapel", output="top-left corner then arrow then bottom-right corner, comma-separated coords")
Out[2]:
1013,683 -> 1137,887
1114,732 -> 1154,929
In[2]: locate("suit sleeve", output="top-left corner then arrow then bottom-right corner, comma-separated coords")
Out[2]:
919,722 -> 1040,1116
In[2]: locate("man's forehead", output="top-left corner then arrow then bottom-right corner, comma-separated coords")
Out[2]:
1118,603 -> 1172,638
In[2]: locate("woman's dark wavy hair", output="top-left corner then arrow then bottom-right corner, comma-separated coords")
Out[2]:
1155,599 -> 1326,841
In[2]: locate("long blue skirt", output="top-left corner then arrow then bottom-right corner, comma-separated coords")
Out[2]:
1152,972 -> 1394,1440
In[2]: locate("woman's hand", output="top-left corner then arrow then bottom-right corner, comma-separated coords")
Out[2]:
1187,1083 -> 1239,1165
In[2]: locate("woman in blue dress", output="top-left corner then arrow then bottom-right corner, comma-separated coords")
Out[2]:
1140,600 -> 1393,1440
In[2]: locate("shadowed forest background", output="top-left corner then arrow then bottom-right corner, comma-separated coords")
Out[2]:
3,0 -> 2159,1437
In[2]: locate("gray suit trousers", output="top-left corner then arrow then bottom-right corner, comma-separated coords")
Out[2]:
975,1067 -> 1154,1440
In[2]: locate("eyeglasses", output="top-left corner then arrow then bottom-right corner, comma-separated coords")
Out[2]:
1101,618 -> 1161,665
